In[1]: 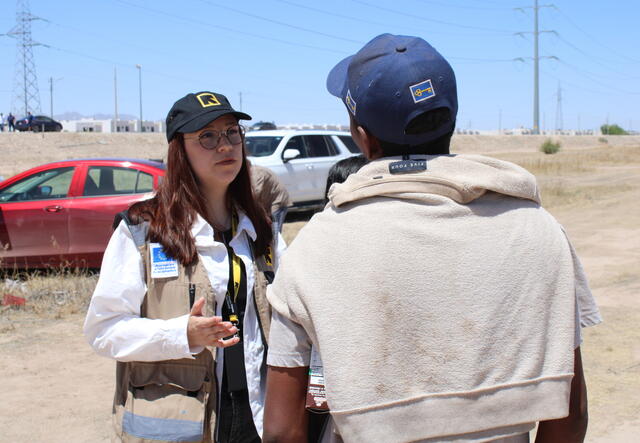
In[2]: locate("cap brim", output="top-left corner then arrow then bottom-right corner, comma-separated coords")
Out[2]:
326,55 -> 353,97
179,109 -> 251,135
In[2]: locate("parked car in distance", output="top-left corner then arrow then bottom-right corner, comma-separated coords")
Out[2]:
0,158 -> 165,269
245,130 -> 360,209
248,121 -> 277,131
15,115 -> 63,132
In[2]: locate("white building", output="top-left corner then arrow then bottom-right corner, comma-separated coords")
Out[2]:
59,118 -> 164,133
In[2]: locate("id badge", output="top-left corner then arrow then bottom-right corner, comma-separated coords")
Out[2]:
306,346 -> 329,412
149,243 -> 179,278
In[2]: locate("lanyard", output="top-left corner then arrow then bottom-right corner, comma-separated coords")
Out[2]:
225,211 -> 242,327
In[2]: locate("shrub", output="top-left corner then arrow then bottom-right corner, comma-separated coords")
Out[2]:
600,124 -> 628,135
540,139 -> 561,155
598,137 -> 608,144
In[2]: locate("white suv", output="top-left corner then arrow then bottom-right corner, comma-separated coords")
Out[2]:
245,130 -> 360,208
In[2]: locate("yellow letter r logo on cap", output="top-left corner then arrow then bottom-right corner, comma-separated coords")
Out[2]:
196,93 -> 221,108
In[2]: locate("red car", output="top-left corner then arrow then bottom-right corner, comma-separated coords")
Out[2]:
0,158 -> 165,269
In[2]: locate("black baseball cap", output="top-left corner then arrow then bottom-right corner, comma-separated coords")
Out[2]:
165,91 -> 251,142
327,33 -> 458,146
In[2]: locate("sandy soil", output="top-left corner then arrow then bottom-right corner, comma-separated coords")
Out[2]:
1,134 -> 639,442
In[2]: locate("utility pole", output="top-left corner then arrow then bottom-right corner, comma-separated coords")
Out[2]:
577,114 -> 581,134
49,76 -> 53,118
136,64 -> 143,132
515,1 -> 556,135
48,77 -> 61,119
554,82 -> 563,133
533,0 -> 539,134
114,67 -> 119,132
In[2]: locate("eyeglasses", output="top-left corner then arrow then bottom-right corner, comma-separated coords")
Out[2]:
185,125 -> 245,150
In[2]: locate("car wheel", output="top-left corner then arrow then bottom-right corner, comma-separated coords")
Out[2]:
32,125 -> 41,133
55,124 -> 62,132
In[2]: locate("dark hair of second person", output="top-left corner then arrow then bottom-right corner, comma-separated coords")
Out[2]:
324,155 -> 369,202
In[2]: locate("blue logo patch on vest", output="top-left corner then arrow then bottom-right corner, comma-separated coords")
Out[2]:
345,89 -> 357,115
149,243 -> 179,278
409,79 -> 436,103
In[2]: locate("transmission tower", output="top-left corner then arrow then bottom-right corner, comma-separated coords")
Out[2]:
554,82 -> 563,133
516,0 -> 557,135
7,0 -> 43,116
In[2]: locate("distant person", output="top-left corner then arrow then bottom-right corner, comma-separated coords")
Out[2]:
263,33 -> 601,442
26,112 -> 33,128
250,163 -> 291,234
6,113 -> 14,132
0,113 -> 4,132
324,155 -> 369,202
85,91 -> 283,442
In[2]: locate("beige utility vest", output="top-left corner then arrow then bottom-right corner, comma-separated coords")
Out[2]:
112,220 -> 273,443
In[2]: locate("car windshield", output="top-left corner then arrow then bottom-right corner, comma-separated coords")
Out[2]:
0,167 -> 74,202
245,136 -> 283,157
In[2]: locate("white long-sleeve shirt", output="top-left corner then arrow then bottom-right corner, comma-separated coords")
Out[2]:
84,211 -> 285,436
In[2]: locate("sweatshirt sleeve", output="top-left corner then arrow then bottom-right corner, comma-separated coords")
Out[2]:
560,227 -> 602,348
267,310 -> 312,367
266,239 -> 314,367
83,221 -> 198,362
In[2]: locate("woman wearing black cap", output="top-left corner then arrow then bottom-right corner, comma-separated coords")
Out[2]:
84,91 -> 279,442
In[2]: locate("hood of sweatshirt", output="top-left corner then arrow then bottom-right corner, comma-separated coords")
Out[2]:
329,154 -> 541,207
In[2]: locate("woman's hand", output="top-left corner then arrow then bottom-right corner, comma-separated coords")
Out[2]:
187,297 -> 240,348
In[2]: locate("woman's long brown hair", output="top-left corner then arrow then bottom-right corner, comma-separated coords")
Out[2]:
128,132 -> 273,265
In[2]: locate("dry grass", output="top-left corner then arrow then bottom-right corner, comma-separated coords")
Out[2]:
1,269 -> 97,319
493,145 -> 640,176
539,181 -> 634,209
491,145 -> 640,210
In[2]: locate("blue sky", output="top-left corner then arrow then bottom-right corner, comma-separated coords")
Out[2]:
1,0 -> 638,131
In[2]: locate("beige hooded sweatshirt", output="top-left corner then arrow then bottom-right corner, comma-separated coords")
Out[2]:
267,154 -> 578,442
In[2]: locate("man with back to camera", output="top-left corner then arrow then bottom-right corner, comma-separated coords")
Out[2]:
261,34 -> 601,443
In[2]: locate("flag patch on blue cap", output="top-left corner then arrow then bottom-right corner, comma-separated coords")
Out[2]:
345,89 -> 357,115
410,79 -> 436,103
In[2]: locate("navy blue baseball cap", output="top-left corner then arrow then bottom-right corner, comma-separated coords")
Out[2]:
327,33 -> 458,146
165,91 -> 251,142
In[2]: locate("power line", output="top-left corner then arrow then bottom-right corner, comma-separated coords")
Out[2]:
552,33 -> 640,80
197,0 -> 363,44
552,59 -> 640,95
46,20 -> 196,65
537,64 -> 640,97
554,6 -> 640,64
448,56 -> 519,63
408,0 -> 512,11
349,0 -> 518,33
46,44 -> 212,85
42,41 -> 322,99
272,0 -> 510,35
464,0 -> 512,6
113,0 -> 349,55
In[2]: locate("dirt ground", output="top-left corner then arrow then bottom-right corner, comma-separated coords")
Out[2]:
0,134 -> 638,442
